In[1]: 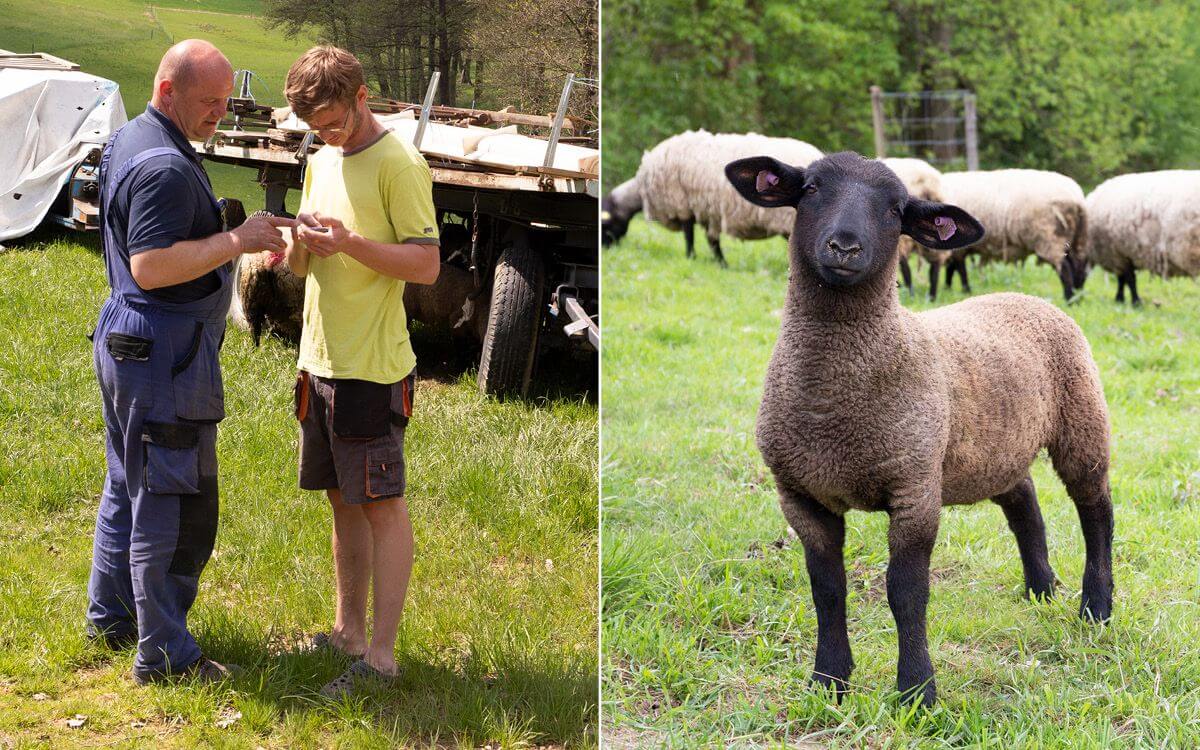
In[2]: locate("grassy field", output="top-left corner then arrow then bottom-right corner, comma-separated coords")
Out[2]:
601,220 -> 1200,747
0,233 -> 598,747
0,0 -> 316,208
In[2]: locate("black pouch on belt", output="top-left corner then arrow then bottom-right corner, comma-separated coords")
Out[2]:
331,379 -> 393,439
106,332 -> 152,361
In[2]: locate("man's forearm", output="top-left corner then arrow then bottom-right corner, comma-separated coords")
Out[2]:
130,231 -> 240,290
345,235 -> 440,284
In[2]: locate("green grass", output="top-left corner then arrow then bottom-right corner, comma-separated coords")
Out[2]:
0,233 -> 598,748
0,0 -> 316,209
601,219 -> 1200,747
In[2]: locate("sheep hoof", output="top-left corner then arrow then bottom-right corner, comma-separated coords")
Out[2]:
1080,597 -> 1112,624
810,672 -> 850,702
897,677 -> 936,707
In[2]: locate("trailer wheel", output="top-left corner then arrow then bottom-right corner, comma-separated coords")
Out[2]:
477,234 -> 544,398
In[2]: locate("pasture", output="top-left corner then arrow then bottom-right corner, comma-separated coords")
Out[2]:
601,220 -> 1200,747
0,232 -> 597,747
0,0 -> 315,207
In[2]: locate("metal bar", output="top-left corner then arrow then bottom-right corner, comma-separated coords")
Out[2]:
544,74 -> 576,169
562,294 -> 599,351
870,85 -> 887,158
413,72 -> 441,150
964,93 -> 979,171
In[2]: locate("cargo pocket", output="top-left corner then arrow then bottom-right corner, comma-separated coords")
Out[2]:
392,372 -> 416,429
364,445 -> 405,499
142,421 -> 200,496
171,322 -> 225,423
332,380 -> 392,440
294,371 -> 311,421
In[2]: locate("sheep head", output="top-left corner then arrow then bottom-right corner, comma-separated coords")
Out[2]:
726,152 -> 984,289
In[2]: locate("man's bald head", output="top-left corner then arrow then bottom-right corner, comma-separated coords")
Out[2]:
154,39 -> 232,93
151,40 -> 234,141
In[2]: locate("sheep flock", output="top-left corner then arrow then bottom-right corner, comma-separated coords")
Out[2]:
604,131 -> 1200,306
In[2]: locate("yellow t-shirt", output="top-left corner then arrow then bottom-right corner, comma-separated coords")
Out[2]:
296,130 -> 440,383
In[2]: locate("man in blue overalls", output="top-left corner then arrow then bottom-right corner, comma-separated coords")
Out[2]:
87,39 -> 295,683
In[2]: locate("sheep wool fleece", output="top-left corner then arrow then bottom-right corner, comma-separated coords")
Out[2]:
88,111 -> 231,682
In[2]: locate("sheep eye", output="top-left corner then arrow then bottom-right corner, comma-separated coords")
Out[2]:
891,203 -> 904,217
805,184 -> 818,195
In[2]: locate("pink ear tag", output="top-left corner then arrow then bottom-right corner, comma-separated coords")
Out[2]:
933,215 -> 956,241
756,170 -> 780,193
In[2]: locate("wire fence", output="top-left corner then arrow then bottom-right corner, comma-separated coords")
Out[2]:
870,87 -> 978,171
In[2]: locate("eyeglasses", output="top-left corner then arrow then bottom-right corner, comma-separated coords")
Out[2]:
308,106 -> 355,136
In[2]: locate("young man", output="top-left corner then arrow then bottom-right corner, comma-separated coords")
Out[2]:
282,45 -> 440,695
88,39 -> 295,684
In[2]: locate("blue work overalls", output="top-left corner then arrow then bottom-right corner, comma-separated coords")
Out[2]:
87,123 -> 232,681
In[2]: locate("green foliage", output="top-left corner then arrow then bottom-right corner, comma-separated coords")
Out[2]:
603,0 -> 1200,191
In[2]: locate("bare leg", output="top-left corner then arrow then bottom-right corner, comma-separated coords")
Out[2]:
683,219 -> 696,259
886,496 -> 941,706
1116,271 -> 1127,303
992,476 -> 1055,600
1050,436 -> 1115,622
777,486 -> 852,697
328,489 -> 371,656
359,496 -> 415,676
927,259 -> 941,302
1127,267 -> 1141,307
944,259 -> 954,289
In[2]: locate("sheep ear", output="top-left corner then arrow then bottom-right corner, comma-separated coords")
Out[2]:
902,199 -> 985,250
725,157 -> 806,207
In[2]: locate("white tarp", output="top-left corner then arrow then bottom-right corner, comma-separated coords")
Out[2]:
0,68 -> 127,241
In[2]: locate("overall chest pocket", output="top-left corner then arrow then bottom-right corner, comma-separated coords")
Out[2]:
172,321 -> 226,423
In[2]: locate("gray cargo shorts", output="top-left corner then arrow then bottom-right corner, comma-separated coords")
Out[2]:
296,370 -> 415,504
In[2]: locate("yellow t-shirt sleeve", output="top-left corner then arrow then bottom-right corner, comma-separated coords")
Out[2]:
387,162 -> 440,245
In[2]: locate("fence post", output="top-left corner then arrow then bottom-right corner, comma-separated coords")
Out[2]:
870,85 -> 887,158
964,92 -> 979,171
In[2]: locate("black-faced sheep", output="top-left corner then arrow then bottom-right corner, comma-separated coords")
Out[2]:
613,129 -> 822,266
1085,170 -> 1200,305
231,210 -> 306,345
939,169 -> 1090,301
725,152 -> 1114,706
601,178 -> 642,247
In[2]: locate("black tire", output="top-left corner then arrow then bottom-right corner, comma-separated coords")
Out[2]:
477,233 -> 545,397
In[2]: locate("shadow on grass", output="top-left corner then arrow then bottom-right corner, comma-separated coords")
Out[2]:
187,617 -> 597,745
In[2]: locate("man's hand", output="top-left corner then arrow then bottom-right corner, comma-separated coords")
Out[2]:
230,214 -> 296,254
295,212 -> 353,258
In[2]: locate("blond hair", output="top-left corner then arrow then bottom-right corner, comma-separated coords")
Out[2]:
284,45 -> 365,119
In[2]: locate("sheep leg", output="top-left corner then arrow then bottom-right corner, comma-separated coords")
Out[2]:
683,219 -> 696,259
1115,272 -> 1127,303
943,259 -> 954,290
927,259 -> 941,302
1050,445 -> 1115,622
898,256 -> 913,296
1127,268 -> 1141,307
885,499 -> 940,706
991,476 -> 1056,600
778,487 -> 853,698
708,230 -> 728,268
955,257 -> 971,293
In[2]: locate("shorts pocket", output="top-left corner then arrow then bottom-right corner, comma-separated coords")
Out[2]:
332,380 -> 392,440
364,445 -> 404,499
142,421 -> 201,496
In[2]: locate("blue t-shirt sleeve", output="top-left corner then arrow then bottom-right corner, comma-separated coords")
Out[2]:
125,160 -> 198,255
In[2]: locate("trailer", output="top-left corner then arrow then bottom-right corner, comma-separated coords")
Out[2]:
202,72 -> 598,398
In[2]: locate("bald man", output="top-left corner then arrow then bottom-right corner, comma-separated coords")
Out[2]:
87,40 -> 294,684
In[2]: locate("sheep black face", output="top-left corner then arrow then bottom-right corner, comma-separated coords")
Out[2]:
601,195 -> 630,247
726,152 -> 984,288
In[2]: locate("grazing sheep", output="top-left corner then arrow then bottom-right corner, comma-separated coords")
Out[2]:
601,177 -> 642,247
633,129 -> 823,266
725,152 -> 1114,706
940,169 -> 1089,300
1085,170 -> 1200,305
881,157 -> 969,300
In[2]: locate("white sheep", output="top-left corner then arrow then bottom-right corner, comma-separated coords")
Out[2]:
1085,170 -> 1200,305
630,129 -> 823,266
940,169 -> 1089,300
878,156 -> 950,296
